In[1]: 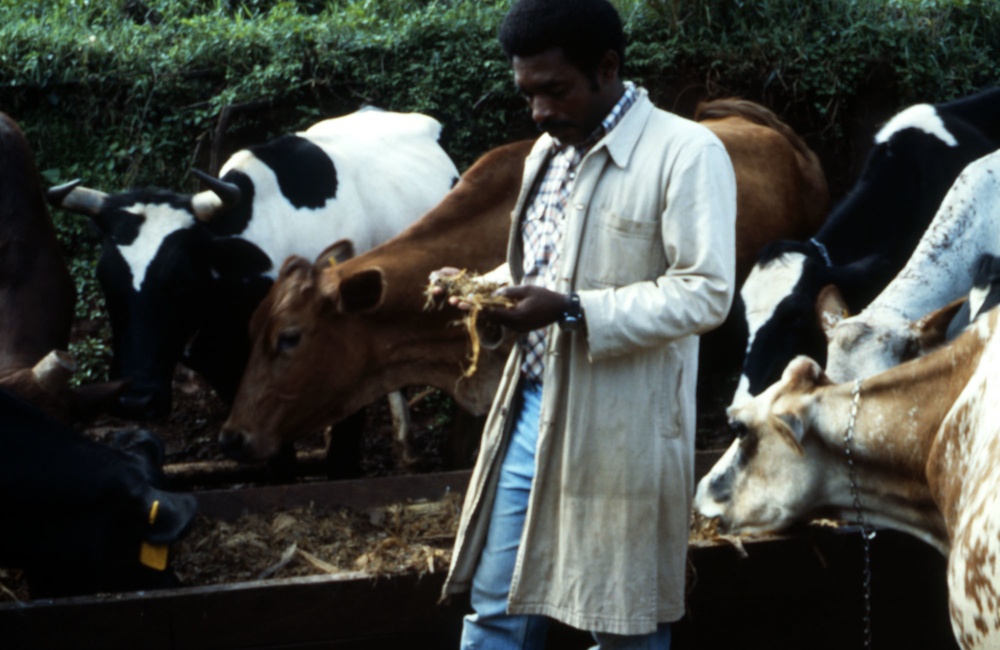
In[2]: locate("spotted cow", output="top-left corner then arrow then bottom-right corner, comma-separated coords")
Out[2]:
733,87 -> 1000,409
822,149 -> 1000,382
47,109 -> 458,420
695,306 -> 1000,649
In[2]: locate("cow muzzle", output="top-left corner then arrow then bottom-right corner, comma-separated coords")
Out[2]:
219,426 -> 278,462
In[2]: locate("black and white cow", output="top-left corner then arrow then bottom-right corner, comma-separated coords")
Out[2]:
48,109 -> 459,420
732,87 -> 1000,409
822,149 -> 1000,382
0,388 -> 196,598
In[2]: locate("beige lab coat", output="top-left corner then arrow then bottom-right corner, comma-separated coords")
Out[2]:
443,89 -> 737,635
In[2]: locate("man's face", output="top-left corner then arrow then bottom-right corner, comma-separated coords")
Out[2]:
513,47 -> 619,146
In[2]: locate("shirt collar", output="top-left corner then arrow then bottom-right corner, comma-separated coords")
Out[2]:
555,81 -> 638,155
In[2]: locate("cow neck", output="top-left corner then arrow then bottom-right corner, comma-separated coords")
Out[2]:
843,377 -> 875,650
812,357 -> 963,552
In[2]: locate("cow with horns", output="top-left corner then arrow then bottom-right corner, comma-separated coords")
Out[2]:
47,108 -> 459,422
0,111 -> 125,418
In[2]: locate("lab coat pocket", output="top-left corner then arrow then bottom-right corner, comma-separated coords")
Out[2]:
584,209 -> 663,288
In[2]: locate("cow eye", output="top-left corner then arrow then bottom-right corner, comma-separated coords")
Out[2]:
276,327 -> 302,353
730,421 -> 749,440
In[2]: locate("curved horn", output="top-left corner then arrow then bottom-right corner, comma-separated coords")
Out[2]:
46,180 -> 108,216
32,349 -> 77,395
191,169 -> 241,221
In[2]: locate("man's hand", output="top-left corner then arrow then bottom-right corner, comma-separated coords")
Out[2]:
427,267 -> 472,308
486,285 -> 570,332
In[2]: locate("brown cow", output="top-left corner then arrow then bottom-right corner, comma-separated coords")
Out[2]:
219,141 -> 529,460
696,98 -> 829,284
222,100 -> 829,461
0,113 -> 124,418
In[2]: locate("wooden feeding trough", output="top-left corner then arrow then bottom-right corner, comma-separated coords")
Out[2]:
0,454 -> 960,650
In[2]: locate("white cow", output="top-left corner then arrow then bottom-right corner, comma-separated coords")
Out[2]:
823,149 -> 1000,383
695,306 -> 1000,650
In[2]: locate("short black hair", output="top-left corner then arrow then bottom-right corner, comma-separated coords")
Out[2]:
498,0 -> 625,80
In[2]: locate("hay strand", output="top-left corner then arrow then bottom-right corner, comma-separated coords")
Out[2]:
424,270 -> 514,377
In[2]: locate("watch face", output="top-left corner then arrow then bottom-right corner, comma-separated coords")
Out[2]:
560,292 -> 583,331
561,315 -> 582,331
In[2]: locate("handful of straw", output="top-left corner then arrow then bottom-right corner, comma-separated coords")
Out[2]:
424,269 -> 514,377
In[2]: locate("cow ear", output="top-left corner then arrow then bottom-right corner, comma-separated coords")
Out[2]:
782,355 -> 831,389
330,268 -> 385,314
277,256 -> 314,282
143,489 -> 198,545
314,239 -> 355,272
771,412 -> 806,454
816,284 -> 849,340
913,296 -> 967,351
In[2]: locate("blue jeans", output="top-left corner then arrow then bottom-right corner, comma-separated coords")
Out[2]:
460,380 -> 671,650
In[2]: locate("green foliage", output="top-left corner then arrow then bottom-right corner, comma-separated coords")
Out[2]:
2,0 -> 998,379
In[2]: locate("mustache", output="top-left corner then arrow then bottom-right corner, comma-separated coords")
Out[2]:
537,119 -> 577,134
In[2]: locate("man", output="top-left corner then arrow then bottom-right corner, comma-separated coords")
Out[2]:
437,0 -> 737,647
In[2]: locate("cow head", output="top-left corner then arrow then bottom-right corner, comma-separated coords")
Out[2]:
47,175 -> 264,419
0,389 -> 198,598
219,242 -> 505,462
696,356 -> 834,534
824,291 -> 967,383
732,243 -> 886,409
219,240 -> 375,460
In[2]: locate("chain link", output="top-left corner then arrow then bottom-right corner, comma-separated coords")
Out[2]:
845,378 -> 875,648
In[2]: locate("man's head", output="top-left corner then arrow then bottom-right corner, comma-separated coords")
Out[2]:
499,0 -> 626,145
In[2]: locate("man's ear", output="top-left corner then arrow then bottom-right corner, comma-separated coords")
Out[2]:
596,49 -> 620,84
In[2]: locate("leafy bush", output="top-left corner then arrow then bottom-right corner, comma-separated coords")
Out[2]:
2,0 -> 997,381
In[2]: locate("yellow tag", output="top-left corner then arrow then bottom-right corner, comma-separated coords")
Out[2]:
140,542 -> 169,571
328,256 -> 338,268
139,499 -> 168,570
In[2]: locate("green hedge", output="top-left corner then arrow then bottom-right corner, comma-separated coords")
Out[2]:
2,0 -> 998,380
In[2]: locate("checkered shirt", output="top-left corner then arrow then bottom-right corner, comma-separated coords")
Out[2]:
519,82 -> 638,382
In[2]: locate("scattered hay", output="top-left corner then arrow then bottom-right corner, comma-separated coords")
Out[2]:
690,512 -> 721,542
0,568 -> 29,603
424,269 -> 514,377
171,493 -> 463,586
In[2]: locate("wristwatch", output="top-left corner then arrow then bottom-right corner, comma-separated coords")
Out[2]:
559,292 -> 585,331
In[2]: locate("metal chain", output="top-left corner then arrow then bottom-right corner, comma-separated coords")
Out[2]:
845,377 -> 875,648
